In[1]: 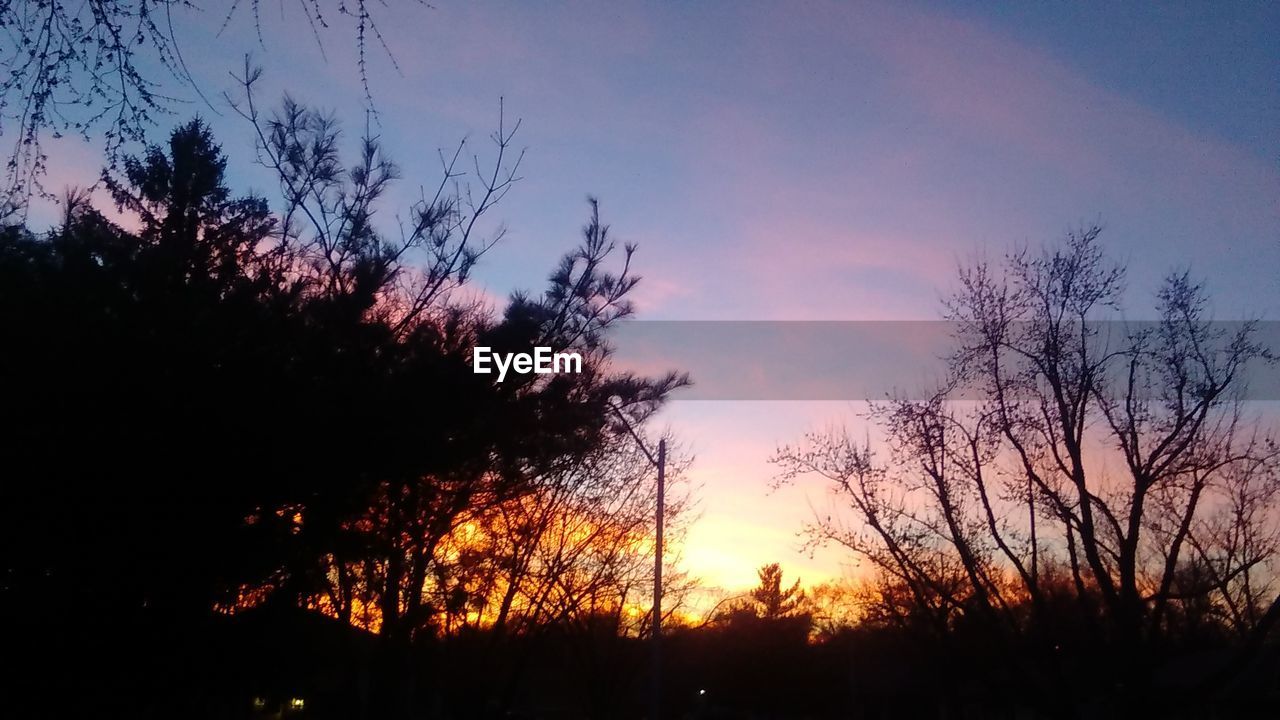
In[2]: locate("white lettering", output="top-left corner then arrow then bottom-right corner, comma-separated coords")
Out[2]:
554,351 -> 582,373
493,351 -> 513,382
472,347 -> 583,381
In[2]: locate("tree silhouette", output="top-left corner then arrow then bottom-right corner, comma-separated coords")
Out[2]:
804,579 -> 861,640
750,562 -> 807,620
0,1 -> 426,212
0,114 -> 689,718
774,228 -> 1280,716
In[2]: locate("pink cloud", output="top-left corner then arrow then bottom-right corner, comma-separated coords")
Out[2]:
663,0 -> 1277,321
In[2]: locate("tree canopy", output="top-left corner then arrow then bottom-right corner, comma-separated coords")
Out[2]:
0,114 -> 690,718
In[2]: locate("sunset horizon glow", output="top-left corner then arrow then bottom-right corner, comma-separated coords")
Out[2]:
20,0 -> 1279,603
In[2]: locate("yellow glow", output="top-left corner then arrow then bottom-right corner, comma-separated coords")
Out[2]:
230,491 -> 689,635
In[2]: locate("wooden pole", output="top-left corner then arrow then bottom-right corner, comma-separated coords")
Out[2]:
652,438 -> 665,719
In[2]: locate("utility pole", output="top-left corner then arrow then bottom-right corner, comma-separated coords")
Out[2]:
607,403 -> 666,720
652,438 -> 665,720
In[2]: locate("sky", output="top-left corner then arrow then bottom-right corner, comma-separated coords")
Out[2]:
30,0 -> 1280,598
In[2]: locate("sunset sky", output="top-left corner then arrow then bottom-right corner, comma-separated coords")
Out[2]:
31,1 -> 1279,598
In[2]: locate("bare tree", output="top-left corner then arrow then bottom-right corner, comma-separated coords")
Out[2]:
775,228 -> 1279,711
806,579 -> 862,640
466,435 -> 693,640
0,0 -> 425,212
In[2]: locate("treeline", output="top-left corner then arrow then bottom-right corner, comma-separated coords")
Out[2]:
0,106 -> 690,718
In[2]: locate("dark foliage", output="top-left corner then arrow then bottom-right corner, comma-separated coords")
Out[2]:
0,118 -> 687,718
